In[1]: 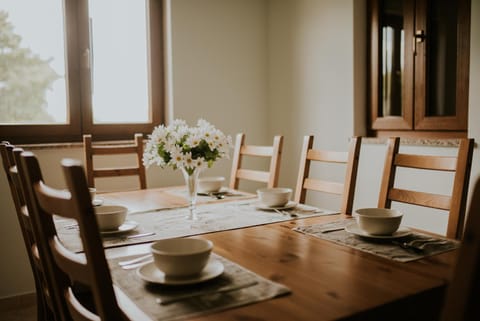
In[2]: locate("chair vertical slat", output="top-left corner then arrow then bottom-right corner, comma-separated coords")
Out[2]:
229,133 -> 245,190
268,135 -> 283,188
447,138 -> 474,239
294,136 -> 314,205
378,137 -> 401,209
341,136 -> 362,215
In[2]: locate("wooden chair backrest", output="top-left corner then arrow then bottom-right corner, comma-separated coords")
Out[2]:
378,137 -> 474,239
83,133 -> 146,189
294,136 -> 362,215
441,176 -> 480,321
17,151 -> 129,321
229,133 -> 283,190
0,142 -> 57,321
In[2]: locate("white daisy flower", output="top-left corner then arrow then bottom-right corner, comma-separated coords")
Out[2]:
170,148 -> 185,168
185,133 -> 202,148
143,118 -> 233,173
194,157 -> 207,170
184,151 -> 194,168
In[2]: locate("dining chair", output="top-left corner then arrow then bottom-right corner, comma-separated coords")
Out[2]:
441,175 -> 480,321
294,136 -> 362,215
378,137 -> 474,239
83,133 -> 146,189
229,133 -> 283,190
0,142 -> 58,321
17,151 -> 130,321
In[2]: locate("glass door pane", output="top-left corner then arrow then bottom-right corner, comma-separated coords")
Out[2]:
426,0 -> 457,117
380,0 -> 404,117
88,0 -> 149,124
0,0 -> 68,124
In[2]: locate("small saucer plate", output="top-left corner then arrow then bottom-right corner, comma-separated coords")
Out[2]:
92,199 -> 104,206
254,201 -> 298,211
100,220 -> 138,235
345,222 -> 412,239
137,259 -> 224,285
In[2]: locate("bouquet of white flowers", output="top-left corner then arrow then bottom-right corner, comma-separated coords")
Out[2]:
143,119 -> 232,176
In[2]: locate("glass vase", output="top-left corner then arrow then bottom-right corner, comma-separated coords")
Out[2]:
181,167 -> 200,220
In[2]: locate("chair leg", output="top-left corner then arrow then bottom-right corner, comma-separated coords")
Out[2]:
35,288 -> 47,321
34,281 -> 56,321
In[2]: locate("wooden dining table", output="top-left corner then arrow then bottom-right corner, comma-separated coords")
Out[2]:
97,186 -> 457,321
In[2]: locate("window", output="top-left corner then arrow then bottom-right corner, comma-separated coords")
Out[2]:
368,0 -> 470,138
0,0 -> 165,144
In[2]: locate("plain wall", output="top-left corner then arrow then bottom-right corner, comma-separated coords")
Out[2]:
267,0 -> 357,209
1,0 -> 479,299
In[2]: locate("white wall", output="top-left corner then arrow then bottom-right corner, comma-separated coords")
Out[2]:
267,0 -> 358,210
169,0 -> 269,178
1,0 -> 479,299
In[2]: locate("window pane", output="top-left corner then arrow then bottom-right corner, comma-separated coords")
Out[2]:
89,0 -> 149,124
426,0 -> 457,117
381,0 -> 404,117
0,0 -> 67,124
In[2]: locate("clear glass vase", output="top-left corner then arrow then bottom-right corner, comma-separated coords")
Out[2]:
181,167 -> 200,220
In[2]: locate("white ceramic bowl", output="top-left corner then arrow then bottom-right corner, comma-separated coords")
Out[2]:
354,208 -> 403,235
94,205 -> 128,231
198,176 -> 225,193
150,238 -> 213,277
257,187 -> 292,207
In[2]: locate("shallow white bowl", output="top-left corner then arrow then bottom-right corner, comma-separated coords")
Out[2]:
150,238 -> 213,277
94,205 -> 128,231
198,176 -> 225,193
354,208 -> 403,236
257,187 -> 292,207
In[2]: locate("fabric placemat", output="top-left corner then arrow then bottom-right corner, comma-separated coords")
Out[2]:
166,187 -> 253,202
293,219 -> 460,262
98,187 -> 255,214
56,199 -> 338,253
109,253 -> 291,321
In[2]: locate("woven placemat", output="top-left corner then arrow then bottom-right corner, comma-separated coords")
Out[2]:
294,219 -> 459,262
109,253 -> 290,321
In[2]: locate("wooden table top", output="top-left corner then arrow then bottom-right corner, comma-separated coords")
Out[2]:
103,188 -> 456,321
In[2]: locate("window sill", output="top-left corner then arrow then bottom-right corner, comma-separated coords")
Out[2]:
363,137 -> 465,147
19,139 -> 140,150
